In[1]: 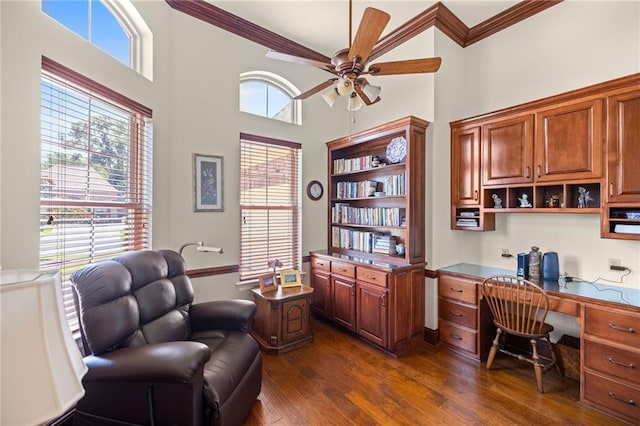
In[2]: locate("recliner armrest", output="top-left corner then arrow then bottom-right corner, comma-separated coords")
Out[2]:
83,341 -> 211,383
190,299 -> 257,333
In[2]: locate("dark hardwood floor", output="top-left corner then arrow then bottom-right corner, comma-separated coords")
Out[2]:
244,316 -> 624,425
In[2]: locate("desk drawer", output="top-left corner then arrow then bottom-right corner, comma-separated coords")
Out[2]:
331,261 -> 355,278
584,339 -> 640,384
438,274 -> 478,305
584,371 -> 640,423
439,320 -> 477,354
356,267 -> 388,288
311,256 -> 330,272
439,298 -> 477,329
584,306 -> 640,347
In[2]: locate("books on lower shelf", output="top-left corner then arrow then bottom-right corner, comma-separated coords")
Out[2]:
331,227 -> 401,255
373,235 -> 397,255
456,218 -> 479,227
332,204 -> 405,227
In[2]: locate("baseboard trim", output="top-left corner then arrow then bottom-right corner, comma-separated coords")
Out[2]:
424,327 -> 439,345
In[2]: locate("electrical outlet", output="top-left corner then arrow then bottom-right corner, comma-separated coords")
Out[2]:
501,248 -> 512,258
608,258 -> 621,268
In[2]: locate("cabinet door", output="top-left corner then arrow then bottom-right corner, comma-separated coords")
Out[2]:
482,115 -> 534,185
607,89 -> 640,202
281,298 -> 309,344
332,276 -> 356,331
310,270 -> 331,318
451,125 -> 481,206
535,99 -> 603,182
356,283 -> 388,348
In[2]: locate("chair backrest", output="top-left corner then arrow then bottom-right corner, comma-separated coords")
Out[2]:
481,275 -> 550,335
71,250 -> 195,355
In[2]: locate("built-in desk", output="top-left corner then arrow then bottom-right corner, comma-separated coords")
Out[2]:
438,263 -> 640,424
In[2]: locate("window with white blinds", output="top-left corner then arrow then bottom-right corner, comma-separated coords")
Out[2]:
239,134 -> 301,280
40,57 -> 152,332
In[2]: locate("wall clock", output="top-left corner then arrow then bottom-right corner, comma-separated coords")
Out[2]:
306,180 -> 324,201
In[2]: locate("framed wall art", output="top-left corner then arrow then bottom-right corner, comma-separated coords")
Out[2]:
193,153 -> 223,212
279,269 -> 302,288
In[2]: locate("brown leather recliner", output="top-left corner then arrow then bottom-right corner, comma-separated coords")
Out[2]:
70,250 -> 262,426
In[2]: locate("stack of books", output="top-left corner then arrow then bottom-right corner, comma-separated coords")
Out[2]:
456,211 -> 478,227
373,235 -> 397,255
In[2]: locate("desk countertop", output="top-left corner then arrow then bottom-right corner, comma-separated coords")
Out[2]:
439,263 -> 640,309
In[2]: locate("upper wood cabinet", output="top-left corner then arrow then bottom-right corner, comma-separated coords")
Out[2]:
482,114 -> 534,186
535,99 -> 603,183
606,89 -> 640,203
451,125 -> 481,206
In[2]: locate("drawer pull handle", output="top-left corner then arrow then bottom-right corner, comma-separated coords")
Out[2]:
449,287 -> 463,293
608,357 -> 636,369
450,310 -> 464,317
366,275 -> 376,280
449,333 -> 463,341
608,322 -> 636,334
608,391 -> 636,406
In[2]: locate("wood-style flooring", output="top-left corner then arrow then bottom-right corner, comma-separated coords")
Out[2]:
244,316 -> 624,425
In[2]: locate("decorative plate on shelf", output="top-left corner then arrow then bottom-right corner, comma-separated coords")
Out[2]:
386,136 -> 407,164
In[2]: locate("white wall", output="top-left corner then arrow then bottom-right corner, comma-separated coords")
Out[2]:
1,1 -> 638,313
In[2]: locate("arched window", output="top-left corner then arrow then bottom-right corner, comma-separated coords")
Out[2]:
239,71 -> 301,125
42,0 -> 153,79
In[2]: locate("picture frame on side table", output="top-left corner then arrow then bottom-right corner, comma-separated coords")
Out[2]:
259,274 -> 277,293
193,153 -> 223,212
279,269 -> 302,288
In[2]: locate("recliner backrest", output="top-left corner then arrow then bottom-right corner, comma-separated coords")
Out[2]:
71,250 -> 195,355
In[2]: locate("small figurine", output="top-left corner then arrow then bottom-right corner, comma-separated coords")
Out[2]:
492,193 -> 503,208
518,193 -> 532,208
577,186 -> 594,208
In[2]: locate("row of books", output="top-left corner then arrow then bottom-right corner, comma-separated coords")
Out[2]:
456,218 -> 479,227
333,155 -> 378,174
331,227 -> 378,253
336,173 -> 406,199
373,235 -> 397,255
332,204 -> 406,227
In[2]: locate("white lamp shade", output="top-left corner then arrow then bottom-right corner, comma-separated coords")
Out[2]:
1,271 -> 87,426
321,87 -> 339,107
362,83 -> 382,102
347,94 -> 364,111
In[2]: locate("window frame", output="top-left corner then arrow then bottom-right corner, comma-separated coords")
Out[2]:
39,56 -> 153,332
239,133 -> 302,280
239,71 -> 302,125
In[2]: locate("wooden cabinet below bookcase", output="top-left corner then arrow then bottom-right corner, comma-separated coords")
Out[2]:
310,251 -> 425,356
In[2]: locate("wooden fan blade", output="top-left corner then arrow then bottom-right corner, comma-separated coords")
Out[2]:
368,57 -> 442,76
295,79 -> 338,100
267,51 -> 335,72
348,8 -> 390,64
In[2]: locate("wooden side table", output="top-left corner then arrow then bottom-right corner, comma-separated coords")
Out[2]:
251,285 -> 314,354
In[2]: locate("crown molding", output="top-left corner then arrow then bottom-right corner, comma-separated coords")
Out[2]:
166,0 -> 563,56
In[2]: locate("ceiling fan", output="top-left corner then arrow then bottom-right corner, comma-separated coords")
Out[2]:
267,0 -> 442,111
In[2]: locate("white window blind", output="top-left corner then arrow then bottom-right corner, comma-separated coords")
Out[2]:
239,134 -> 301,279
40,57 -> 152,332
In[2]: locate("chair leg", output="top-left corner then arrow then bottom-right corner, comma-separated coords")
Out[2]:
486,328 -> 502,370
530,338 -> 544,393
545,335 -> 563,376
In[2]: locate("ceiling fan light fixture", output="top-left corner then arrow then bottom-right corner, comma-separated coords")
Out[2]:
361,83 -> 382,102
321,87 -> 339,107
347,93 -> 363,111
336,77 -> 354,96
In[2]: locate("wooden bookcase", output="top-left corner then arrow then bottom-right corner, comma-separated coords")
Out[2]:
326,116 -> 427,264
309,116 -> 428,356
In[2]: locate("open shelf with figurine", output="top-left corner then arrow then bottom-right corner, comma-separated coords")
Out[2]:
482,181 -> 601,214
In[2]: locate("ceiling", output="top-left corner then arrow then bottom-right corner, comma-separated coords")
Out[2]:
207,1 -> 521,56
